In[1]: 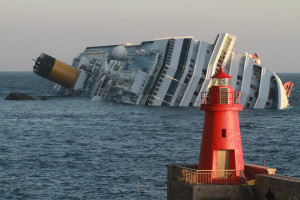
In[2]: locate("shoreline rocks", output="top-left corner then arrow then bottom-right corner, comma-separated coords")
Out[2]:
5,92 -> 36,100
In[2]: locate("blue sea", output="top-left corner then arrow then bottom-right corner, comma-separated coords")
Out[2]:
0,72 -> 299,199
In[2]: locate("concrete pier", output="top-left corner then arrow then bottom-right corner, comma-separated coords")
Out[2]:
167,163 -> 300,200
255,174 -> 300,200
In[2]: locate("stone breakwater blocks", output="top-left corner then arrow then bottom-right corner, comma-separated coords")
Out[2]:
168,179 -> 241,200
255,174 -> 300,200
193,185 -> 240,200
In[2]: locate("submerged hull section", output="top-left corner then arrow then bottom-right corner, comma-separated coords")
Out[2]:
33,33 -> 292,109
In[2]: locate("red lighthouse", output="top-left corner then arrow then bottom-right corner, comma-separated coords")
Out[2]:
198,68 -> 244,180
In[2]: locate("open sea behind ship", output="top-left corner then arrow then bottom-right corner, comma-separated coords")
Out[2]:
0,72 -> 299,199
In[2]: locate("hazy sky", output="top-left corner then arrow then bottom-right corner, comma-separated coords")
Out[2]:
0,0 -> 299,72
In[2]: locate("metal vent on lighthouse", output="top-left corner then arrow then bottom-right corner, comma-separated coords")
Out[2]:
219,87 -> 229,104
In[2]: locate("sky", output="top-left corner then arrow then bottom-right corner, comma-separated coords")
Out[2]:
0,0 -> 299,72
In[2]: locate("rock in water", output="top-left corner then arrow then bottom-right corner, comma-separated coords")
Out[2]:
5,92 -> 36,100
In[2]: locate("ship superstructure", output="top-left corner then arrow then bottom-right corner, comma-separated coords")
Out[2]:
33,33 -> 292,109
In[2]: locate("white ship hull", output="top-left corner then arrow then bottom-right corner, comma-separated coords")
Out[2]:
33,33 -> 292,109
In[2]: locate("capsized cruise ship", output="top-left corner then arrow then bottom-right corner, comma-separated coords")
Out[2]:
33,33 -> 293,109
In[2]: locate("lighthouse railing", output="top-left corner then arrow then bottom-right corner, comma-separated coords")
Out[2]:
172,165 -> 241,185
201,91 -> 242,105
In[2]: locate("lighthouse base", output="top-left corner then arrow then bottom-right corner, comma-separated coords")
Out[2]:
167,164 -> 243,200
166,164 -> 278,200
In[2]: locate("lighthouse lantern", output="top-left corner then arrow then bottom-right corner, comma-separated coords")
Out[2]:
212,68 -> 232,86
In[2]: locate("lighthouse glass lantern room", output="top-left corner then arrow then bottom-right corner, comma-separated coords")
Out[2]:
212,74 -> 231,86
198,68 -> 244,182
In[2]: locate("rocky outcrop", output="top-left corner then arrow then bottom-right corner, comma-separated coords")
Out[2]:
40,96 -> 48,100
5,92 -> 36,100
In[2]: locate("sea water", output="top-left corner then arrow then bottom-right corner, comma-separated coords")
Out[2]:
0,72 -> 299,199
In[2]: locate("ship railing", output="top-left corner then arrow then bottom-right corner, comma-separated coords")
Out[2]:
201,91 -> 242,105
173,166 -> 241,185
